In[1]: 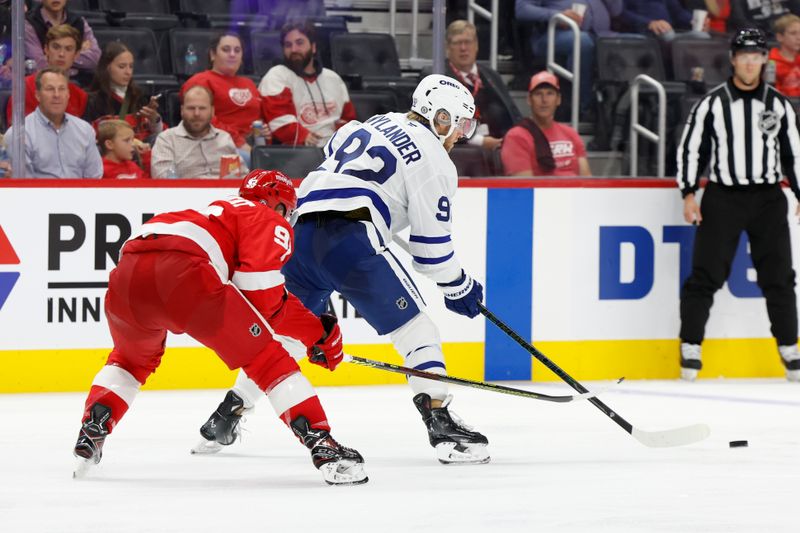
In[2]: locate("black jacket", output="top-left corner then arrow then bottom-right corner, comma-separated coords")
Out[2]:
26,4 -> 85,48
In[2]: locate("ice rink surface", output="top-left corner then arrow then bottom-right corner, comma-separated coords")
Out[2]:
2,379 -> 798,533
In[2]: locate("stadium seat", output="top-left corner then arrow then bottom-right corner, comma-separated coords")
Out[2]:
449,145 -> 491,178
250,30 -> 282,76
72,10 -> 110,28
164,90 -> 182,130
593,36 -> 686,156
169,28 -> 218,78
671,37 -> 731,86
331,33 -> 402,78
177,0 -> 270,37
251,146 -> 324,179
69,0 -> 93,10
309,16 -> 348,69
99,0 -> 170,14
330,33 -> 416,110
254,0 -> 325,25
93,27 -> 163,75
349,91 -> 397,122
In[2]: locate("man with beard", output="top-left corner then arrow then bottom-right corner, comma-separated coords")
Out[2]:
150,85 -> 244,179
259,20 -> 356,147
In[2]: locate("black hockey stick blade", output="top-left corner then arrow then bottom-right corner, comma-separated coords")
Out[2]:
477,303 -> 711,448
344,354 -> 605,403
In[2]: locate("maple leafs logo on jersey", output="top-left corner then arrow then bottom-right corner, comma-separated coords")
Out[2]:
396,297 -> 408,310
229,88 -> 253,107
249,323 -> 262,337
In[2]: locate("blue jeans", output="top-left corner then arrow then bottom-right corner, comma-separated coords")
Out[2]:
532,30 -> 595,113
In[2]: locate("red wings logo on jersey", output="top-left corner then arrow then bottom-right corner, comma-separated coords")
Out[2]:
299,102 -> 337,125
229,88 -> 253,107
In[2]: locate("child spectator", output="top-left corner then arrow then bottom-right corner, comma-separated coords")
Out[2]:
770,14 -> 800,97
181,32 -> 271,168
84,42 -> 163,143
98,120 -> 148,179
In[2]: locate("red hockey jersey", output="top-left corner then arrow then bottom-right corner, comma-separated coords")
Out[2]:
122,196 -> 323,348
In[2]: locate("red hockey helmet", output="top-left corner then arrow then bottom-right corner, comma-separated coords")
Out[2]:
239,169 -> 297,217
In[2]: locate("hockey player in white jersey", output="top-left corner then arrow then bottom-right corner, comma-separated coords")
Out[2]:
194,74 -> 489,465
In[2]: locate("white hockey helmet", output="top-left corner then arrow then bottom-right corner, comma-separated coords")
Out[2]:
411,74 -> 478,143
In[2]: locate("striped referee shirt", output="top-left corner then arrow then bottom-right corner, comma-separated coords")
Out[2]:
676,79 -> 800,199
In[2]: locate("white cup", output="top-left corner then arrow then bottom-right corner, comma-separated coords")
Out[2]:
692,9 -> 708,32
572,3 -> 587,17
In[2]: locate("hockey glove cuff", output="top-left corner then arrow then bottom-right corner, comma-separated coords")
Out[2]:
308,313 -> 344,371
438,270 -> 483,318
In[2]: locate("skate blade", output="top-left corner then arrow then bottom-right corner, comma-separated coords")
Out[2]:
435,442 -> 491,465
320,460 -> 369,486
73,457 -> 94,479
680,368 -> 698,382
190,438 -> 224,455
787,369 -> 800,382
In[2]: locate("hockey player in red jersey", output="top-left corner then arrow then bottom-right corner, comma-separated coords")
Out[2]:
72,169 -> 367,485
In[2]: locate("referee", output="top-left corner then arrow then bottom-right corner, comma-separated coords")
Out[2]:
676,28 -> 800,382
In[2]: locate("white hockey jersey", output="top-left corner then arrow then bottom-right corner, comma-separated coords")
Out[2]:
293,112 -> 463,284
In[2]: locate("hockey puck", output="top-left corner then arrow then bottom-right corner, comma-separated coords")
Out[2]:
729,440 -> 748,448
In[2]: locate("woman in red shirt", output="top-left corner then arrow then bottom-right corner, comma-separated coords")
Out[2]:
181,32 -> 271,167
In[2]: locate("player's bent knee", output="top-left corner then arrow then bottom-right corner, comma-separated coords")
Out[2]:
390,313 -> 442,356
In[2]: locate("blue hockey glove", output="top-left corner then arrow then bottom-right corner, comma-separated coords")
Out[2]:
438,271 -> 483,318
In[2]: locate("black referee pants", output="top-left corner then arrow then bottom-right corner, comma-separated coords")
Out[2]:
680,183 -> 798,346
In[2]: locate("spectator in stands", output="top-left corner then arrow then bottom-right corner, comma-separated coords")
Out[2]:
98,119 -> 148,179
84,42 -> 163,143
25,0 -> 100,76
181,32 -> 270,168
619,0 -> 710,41
433,19 -> 522,151
501,71 -> 591,176
151,85 -> 244,179
6,68 -> 102,178
515,0 -> 624,119
6,24 -> 87,125
729,0 -> 800,36
770,14 -> 800,96
259,20 -> 355,147
683,1 -> 731,34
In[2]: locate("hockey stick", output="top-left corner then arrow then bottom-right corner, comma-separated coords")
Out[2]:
478,303 -> 711,448
343,354 -> 608,403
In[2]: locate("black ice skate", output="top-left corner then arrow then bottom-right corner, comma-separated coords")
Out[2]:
191,390 -> 247,455
413,393 -> 490,465
290,416 -> 368,486
73,403 -> 111,478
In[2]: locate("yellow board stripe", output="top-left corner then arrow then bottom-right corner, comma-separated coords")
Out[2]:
0,338 -> 786,393
0,343 -> 484,393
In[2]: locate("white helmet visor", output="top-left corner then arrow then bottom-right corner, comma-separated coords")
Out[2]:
455,116 -> 478,139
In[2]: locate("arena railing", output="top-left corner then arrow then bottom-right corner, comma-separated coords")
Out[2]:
629,74 -> 667,178
547,13 -> 580,132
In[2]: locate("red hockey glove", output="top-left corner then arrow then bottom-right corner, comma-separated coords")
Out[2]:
308,313 -> 344,371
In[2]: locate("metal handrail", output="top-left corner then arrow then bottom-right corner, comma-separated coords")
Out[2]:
629,74 -> 666,178
388,0 -> 499,72
467,0 -> 499,71
546,14 -> 580,131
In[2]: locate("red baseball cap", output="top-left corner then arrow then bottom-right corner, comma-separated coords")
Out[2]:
528,71 -> 560,92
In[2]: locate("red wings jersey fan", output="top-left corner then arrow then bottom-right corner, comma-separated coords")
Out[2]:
72,169 -> 367,485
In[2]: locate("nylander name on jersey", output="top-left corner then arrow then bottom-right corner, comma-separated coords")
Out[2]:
295,112 -> 462,284
363,114 -> 422,165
